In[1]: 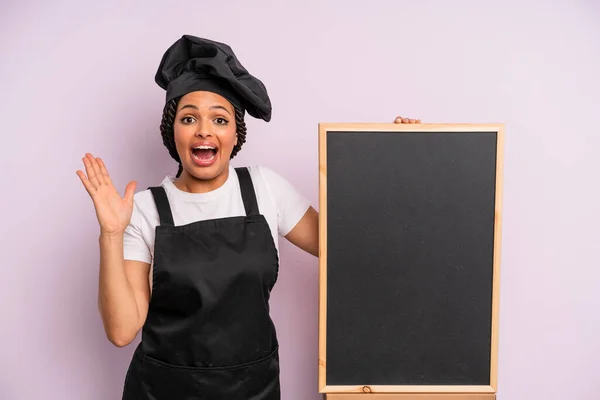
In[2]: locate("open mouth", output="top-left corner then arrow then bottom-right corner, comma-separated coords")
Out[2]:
191,145 -> 218,163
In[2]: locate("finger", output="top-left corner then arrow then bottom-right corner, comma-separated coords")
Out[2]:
97,158 -> 113,187
94,158 -> 107,185
402,118 -> 410,123
76,170 -> 96,197
83,156 -> 101,189
86,154 -> 106,186
124,181 -> 137,203
394,116 -> 403,124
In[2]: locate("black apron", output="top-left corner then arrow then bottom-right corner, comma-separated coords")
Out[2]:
122,167 -> 281,400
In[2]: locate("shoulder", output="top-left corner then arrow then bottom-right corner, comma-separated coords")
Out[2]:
243,164 -> 302,202
243,165 -> 311,236
132,187 -> 157,213
243,164 -> 310,211
244,164 -> 293,189
129,177 -> 173,222
132,176 -> 174,204
132,187 -> 154,204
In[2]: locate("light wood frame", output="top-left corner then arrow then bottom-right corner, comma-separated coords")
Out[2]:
321,392 -> 497,399
317,123 -> 505,397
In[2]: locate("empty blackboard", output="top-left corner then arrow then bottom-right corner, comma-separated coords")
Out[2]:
317,123 -> 504,398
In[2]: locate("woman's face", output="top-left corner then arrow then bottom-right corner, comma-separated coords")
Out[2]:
173,91 -> 237,189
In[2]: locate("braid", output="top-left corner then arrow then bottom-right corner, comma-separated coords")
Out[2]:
159,98 -> 182,176
231,108 -> 247,158
159,98 -> 248,177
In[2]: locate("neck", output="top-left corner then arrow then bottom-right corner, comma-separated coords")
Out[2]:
174,167 -> 230,193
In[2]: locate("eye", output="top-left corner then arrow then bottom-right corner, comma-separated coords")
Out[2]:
180,116 -> 196,124
214,117 -> 229,125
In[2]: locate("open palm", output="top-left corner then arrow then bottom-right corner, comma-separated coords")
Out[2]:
76,153 -> 137,236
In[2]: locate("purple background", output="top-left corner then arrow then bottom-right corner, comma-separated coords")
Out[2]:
1,1 -> 599,399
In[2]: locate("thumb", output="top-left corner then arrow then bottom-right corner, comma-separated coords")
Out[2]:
124,181 -> 137,203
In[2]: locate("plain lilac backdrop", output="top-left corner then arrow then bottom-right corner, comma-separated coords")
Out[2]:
1,0 -> 599,399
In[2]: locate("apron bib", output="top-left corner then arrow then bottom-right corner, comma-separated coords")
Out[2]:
123,167 -> 281,400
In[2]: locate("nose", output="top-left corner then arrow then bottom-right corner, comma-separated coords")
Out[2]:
195,120 -> 213,137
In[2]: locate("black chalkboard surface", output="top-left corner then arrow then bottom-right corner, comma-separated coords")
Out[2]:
317,124 -> 504,398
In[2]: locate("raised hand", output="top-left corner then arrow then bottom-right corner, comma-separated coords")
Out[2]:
76,153 -> 137,236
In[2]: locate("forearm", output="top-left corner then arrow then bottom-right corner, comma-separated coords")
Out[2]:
98,233 -> 142,346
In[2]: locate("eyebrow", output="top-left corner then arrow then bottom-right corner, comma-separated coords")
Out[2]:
178,104 -> 232,115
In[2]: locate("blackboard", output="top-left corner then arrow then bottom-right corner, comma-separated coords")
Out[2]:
317,124 -> 503,397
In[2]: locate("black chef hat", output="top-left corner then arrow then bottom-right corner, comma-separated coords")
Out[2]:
155,35 -> 272,122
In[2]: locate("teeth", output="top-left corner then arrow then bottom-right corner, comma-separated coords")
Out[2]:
192,152 -> 216,161
194,145 -> 216,150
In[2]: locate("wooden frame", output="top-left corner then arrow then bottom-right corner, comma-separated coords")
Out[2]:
317,123 -> 505,397
322,393 -> 496,400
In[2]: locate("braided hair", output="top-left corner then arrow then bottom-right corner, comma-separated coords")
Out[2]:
159,97 -> 248,178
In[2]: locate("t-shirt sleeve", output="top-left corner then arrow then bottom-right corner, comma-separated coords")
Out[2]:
123,202 -> 152,264
258,166 -> 312,237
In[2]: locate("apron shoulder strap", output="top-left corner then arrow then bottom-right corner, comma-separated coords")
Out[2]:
235,167 -> 259,216
148,186 -> 175,227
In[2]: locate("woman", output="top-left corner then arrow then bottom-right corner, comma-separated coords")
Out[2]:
76,35 -> 420,399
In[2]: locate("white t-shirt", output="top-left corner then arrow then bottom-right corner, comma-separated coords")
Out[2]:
123,165 -> 311,265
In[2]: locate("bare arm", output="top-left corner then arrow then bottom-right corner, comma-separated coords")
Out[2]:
285,206 -> 319,257
77,153 -> 149,347
98,234 -> 150,347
